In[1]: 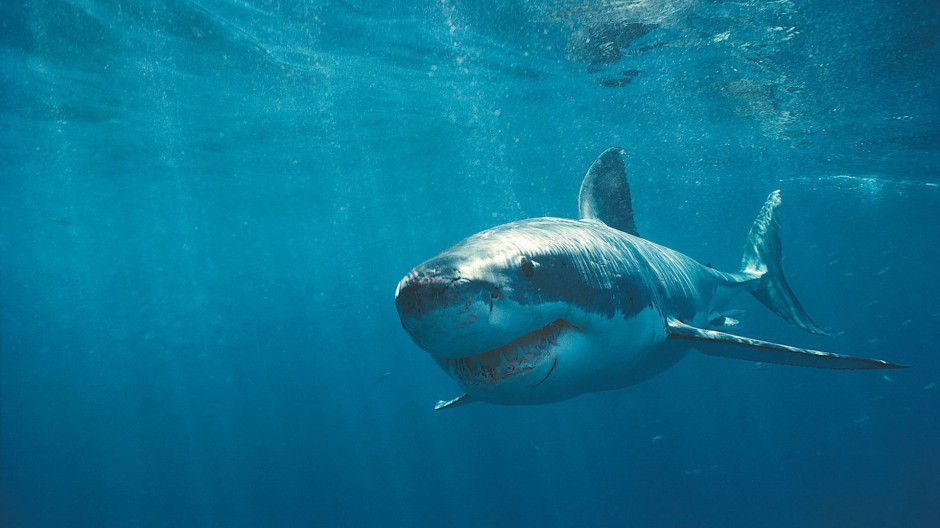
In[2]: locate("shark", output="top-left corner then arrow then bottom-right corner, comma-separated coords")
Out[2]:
394,148 -> 906,409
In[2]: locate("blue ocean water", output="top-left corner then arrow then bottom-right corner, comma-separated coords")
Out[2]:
2,1 -> 939,526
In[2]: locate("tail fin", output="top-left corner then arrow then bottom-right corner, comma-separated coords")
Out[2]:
741,190 -> 827,335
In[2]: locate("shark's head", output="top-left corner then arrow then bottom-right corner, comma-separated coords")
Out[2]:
395,148 -> 659,404
395,221 -> 578,397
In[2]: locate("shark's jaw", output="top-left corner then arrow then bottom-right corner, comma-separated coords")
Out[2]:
437,319 -> 574,389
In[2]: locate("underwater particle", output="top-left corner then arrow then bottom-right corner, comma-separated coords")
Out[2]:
594,70 -> 641,87
567,21 -> 656,65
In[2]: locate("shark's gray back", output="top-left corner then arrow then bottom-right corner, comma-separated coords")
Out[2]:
440,216 -> 737,323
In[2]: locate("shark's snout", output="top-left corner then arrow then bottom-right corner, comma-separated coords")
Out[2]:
395,267 -> 515,359
395,273 -> 477,321
396,264 -> 569,395
395,274 -> 436,321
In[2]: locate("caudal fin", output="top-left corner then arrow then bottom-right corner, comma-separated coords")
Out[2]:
741,190 -> 827,335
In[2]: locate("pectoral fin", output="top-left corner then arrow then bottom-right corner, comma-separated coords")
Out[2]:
434,393 -> 472,410
666,319 -> 907,370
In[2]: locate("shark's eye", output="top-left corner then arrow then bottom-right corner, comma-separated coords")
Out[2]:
520,256 -> 535,278
490,289 -> 502,300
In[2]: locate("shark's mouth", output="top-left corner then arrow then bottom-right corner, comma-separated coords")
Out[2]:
440,319 -> 572,386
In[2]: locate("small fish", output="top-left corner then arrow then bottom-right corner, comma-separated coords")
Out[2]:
371,372 -> 392,385
651,434 -> 663,442
882,375 -> 896,383
854,415 -> 870,425
923,383 -> 937,390
875,266 -> 890,276
46,216 -> 73,227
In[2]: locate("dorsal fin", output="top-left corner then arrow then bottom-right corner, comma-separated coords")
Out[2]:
577,147 -> 639,236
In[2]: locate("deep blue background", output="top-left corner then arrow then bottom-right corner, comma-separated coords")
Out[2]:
2,1 -> 939,527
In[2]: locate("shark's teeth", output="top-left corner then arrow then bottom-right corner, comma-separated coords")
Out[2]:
447,320 -> 572,386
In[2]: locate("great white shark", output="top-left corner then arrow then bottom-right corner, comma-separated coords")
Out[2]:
395,148 -> 906,409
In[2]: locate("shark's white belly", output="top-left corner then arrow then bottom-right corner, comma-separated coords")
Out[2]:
463,307 -> 683,405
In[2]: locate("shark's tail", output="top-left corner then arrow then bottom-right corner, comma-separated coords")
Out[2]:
740,190 -> 827,335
